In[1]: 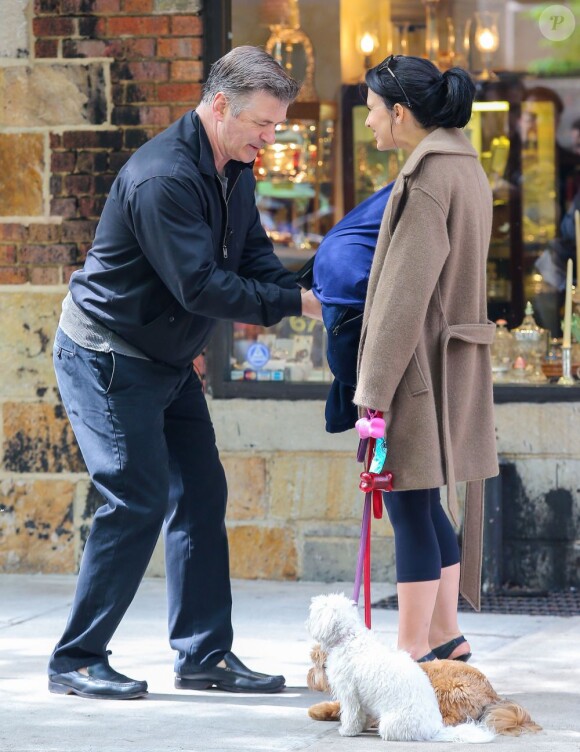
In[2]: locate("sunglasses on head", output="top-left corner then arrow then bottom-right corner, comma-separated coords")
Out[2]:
376,55 -> 413,109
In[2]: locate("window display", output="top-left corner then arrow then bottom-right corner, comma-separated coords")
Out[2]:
206,0 -> 340,396
255,101 -> 336,251
341,85 -> 404,212
205,0 -> 580,397
230,318 -> 330,384
208,314 -> 331,398
458,87 -> 558,331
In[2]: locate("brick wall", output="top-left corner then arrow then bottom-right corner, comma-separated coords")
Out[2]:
0,0 -> 203,284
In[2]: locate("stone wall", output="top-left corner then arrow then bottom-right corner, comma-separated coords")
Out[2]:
494,403 -> 580,591
0,0 -> 206,573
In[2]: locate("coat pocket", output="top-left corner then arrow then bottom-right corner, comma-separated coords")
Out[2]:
403,352 -> 429,396
326,307 -> 363,387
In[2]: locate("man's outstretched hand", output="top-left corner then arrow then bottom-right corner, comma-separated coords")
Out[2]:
300,289 -> 323,321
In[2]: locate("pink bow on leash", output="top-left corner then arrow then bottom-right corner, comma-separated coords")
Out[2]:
355,414 -> 386,439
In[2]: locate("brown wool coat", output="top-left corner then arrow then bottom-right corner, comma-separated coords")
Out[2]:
353,128 -> 499,609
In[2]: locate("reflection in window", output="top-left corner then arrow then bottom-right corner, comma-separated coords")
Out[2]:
230,319 -> 330,383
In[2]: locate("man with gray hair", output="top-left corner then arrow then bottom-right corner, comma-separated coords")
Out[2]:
48,45 -> 322,700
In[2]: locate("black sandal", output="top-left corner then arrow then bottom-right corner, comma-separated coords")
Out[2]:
432,636 -> 471,662
416,650 -> 437,663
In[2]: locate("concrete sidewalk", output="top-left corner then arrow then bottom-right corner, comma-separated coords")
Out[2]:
0,574 -> 579,751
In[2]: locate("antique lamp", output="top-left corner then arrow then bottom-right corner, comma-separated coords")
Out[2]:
474,12 -> 499,81
258,0 -> 317,183
261,0 -> 318,102
358,31 -> 379,72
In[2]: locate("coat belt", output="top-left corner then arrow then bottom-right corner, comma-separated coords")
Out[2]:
440,321 -> 496,611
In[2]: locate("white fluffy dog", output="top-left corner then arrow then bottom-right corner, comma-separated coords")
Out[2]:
306,593 -> 495,743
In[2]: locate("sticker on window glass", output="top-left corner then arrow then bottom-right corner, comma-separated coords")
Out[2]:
246,342 -> 270,369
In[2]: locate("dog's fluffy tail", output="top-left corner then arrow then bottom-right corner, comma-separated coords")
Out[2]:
481,700 -> 542,736
433,720 -> 495,743
308,701 -> 340,722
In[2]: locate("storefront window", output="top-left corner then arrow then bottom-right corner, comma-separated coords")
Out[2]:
211,0 -> 344,392
209,0 -> 580,396
230,319 -> 329,384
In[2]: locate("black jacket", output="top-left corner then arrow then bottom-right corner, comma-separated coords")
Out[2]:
70,111 -> 302,367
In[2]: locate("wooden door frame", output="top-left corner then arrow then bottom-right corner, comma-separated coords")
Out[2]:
203,0 -> 232,78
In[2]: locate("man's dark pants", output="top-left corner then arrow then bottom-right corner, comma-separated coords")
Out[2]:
48,328 -> 232,676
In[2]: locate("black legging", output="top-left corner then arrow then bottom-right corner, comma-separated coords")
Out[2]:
383,488 -> 460,582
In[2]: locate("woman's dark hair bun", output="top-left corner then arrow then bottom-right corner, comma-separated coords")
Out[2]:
433,67 -> 476,128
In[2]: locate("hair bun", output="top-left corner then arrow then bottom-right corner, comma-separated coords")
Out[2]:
433,67 -> 475,128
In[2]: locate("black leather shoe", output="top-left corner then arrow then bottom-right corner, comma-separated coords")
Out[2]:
175,651 -> 285,693
49,661 -> 148,699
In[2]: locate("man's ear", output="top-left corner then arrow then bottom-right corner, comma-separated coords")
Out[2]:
212,92 -> 228,121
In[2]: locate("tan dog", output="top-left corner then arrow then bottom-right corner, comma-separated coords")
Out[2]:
307,644 -> 541,736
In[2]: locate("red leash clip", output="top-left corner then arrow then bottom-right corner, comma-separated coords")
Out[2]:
359,471 -> 392,520
359,471 -> 394,493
